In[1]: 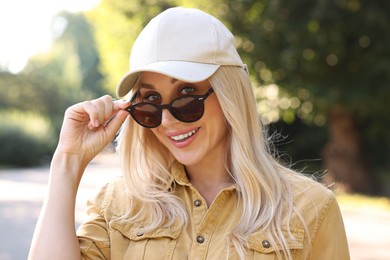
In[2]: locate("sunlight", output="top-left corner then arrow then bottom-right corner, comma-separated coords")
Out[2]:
0,0 -> 99,73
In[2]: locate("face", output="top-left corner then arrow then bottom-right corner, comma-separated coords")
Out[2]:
136,72 -> 229,166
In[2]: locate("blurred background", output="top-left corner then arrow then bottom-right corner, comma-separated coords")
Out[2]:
1,0 -> 389,194
0,0 -> 389,259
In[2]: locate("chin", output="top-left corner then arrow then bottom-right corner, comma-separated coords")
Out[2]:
172,152 -> 202,166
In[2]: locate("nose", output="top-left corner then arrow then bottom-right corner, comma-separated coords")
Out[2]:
160,108 -> 178,127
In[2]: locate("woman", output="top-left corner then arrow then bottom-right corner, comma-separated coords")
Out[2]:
29,7 -> 350,260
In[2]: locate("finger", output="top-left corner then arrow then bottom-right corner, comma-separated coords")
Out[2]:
113,99 -> 132,111
84,96 -> 114,129
91,97 -> 109,125
80,101 -> 100,129
104,110 -> 129,140
103,99 -> 131,127
100,95 -> 115,122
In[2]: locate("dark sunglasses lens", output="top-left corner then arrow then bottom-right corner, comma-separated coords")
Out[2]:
132,104 -> 161,127
172,97 -> 204,122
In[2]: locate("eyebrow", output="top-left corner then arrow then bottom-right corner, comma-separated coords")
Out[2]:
139,82 -> 155,89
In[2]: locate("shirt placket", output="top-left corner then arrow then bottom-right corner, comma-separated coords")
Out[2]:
189,190 -> 229,260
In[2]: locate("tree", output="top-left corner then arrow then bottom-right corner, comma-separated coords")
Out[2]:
0,11 -> 106,166
218,0 -> 390,193
54,12 -> 106,97
22,11 -> 107,131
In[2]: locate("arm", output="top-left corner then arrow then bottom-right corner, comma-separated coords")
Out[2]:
28,95 -> 130,260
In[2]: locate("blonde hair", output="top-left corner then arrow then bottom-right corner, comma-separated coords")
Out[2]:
116,66 -> 308,259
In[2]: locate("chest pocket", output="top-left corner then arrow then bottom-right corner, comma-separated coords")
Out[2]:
109,222 -> 182,260
247,227 -> 304,260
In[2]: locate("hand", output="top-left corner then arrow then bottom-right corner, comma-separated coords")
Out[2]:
56,95 -> 130,166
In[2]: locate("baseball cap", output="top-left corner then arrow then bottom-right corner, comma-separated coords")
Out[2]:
116,7 -> 245,98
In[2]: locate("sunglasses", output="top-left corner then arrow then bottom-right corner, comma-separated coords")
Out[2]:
125,87 -> 214,128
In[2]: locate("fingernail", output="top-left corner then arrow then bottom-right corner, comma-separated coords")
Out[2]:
94,119 -> 100,126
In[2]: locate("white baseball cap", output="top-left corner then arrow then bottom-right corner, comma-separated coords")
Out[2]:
116,7 -> 246,98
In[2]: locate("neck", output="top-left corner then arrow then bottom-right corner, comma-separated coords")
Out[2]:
185,153 -> 233,207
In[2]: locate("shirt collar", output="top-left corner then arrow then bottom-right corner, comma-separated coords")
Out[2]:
171,161 -> 191,186
171,161 -> 237,191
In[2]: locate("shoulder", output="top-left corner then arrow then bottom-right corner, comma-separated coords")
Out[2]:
283,174 -> 350,258
88,177 -> 133,218
287,173 -> 338,228
291,174 -> 335,205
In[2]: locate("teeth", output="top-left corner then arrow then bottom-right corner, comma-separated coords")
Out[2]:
171,129 -> 197,141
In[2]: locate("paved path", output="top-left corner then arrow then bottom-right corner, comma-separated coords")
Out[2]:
0,153 -> 389,259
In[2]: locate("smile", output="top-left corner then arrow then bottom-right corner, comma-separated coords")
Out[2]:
170,128 -> 198,141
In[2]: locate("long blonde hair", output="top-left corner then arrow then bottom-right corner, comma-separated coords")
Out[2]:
116,66 -> 307,259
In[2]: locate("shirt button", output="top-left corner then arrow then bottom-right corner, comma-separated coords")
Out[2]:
262,240 -> 271,248
196,235 -> 205,244
136,232 -> 144,237
194,199 -> 202,207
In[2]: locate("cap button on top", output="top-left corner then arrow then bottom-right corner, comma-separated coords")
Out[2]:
194,199 -> 202,207
262,240 -> 271,248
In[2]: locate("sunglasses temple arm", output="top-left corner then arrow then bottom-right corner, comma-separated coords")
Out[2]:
124,93 -> 138,113
201,88 -> 214,100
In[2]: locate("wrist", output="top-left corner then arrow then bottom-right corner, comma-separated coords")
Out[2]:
50,150 -> 89,186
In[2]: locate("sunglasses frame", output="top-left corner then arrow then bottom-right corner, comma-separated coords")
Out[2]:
126,87 -> 214,128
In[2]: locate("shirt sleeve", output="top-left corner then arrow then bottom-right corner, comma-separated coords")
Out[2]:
309,195 -> 350,260
77,183 -> 113,260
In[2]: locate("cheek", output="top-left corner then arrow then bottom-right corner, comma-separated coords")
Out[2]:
151,128 -> 161,140
206,98 -> 226,124
204,100 -> 229,137
151,128 -> 168,146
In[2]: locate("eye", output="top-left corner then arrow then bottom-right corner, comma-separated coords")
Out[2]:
179,86 -> 196,95
142,92 -> 161,104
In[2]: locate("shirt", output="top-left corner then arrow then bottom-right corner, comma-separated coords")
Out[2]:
77,163 -> 350,259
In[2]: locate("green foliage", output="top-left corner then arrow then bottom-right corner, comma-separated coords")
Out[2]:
220,0 -> 390,112
53,11 -> 106,96
0,70 -> 75,135
210,0 -> 390,175
0,110 -> 55,167
25,12 -> 105,99
0,11 -> 106,167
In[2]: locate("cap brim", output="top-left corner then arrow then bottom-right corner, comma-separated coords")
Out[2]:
116,61 -> 220,98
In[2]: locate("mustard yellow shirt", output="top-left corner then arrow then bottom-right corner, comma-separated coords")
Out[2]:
77,164 -> 350,259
